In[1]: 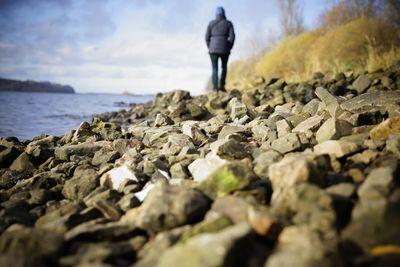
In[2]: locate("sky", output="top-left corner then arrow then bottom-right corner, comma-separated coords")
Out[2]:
0,0 -> 332,95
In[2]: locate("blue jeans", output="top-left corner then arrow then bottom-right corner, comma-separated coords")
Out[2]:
209,53 -> 229,91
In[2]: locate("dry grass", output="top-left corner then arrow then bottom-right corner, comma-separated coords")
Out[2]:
228,18 -> 400,88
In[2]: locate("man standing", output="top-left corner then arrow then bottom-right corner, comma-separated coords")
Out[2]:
205,6 -> 235,92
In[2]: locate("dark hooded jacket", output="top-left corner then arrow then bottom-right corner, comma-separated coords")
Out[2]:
205,14 -> 235,54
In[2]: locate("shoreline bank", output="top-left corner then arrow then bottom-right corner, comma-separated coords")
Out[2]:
1,66 -> 400,266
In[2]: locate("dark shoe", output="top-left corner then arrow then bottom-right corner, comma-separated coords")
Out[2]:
218,87 -> 226,92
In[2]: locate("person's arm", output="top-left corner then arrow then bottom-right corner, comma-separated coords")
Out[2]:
228,22 -> 235,49
205,23 -> 211,48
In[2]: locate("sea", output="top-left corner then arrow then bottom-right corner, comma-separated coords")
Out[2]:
0,91 -> 153,140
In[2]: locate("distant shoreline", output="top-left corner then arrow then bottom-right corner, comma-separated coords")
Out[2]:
0,78 -> 75,94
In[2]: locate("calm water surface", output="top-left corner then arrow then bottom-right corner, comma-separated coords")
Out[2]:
0,92 -> 153,140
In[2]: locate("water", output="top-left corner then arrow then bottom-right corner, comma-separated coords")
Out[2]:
0,92 -> 153,140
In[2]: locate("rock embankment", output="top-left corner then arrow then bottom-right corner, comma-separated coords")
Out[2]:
1,66 -> 400,266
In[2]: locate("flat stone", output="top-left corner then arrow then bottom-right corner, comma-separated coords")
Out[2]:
316,118 -> 353,143
314,140 -> 361,158
326,183 -> 356,198
271,133 -> 301,154
315,87 -> 343,118
340,91 -> 400,112
54,141 -> 112,161
352,73 -> 371,94
292,115 -> 324,133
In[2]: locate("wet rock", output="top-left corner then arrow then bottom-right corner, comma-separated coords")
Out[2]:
316,118 -> 353,143
370,117 -> 400,141
265,225 -> 341,267
271,133 -> 301,154
352,73 -> 371,94
9,152 -> 36,174
197,160 -> 256,199
156,223 -> 251,267
314,140 -> 361,158
132,183 -> 210,232
62,165 -> 99,201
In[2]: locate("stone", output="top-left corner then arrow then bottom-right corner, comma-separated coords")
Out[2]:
92,148 -> 120,166
348,150 -> 379,164
197,160 -> 255,199
253,150 -> 282,179
161,134 -> 194,156
181,122 -> 208,146
340,91 -> 400,112
188,154 -> 227,182
9,152 -> 36,174
100,162 -> 140,192
292,115 -> 324,133
25,135 -> 56,164
357,167 -> 395,200
271,133 -> 301,154
227,97 -> 247,120
316,118 -> 353,143
154,113 -> 174,127
302,99 -> 321,116
211,139 -> 248,160
206,195 -> 250,223
269,155 -> 324,206
348,168 -> 365,183
178,215 -> 232,242
62,165 -> 99,200
218,124 -> 247,140
54,141 -> 112,161
276,119 -> 292,138
370,117 -> 400,141
247,206 -> 282,239
314,140 -> 361,158
315,87 -> 343,118
386,134 -> 400,157
0,225 -> 64,261
352,73 -> 371,94
72,121 -> 96,142
133,184 -> 210,232
0,145 -> 21,168
264,225 -> 341,267
156,223 -> 251,267
326,183 -> 356,198
251,125 -> 272,142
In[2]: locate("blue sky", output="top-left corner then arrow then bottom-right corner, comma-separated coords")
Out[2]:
0,0 -> 332,95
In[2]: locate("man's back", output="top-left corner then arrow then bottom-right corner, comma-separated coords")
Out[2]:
205,14 -> 235,54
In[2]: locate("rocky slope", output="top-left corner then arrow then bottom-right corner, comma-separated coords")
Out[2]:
1,65 -> 400,267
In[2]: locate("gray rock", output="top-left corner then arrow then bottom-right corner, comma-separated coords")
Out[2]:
271,133 -> 301,154
0,144 -> 21,168
54,141 -> 112,161
314,140 -> 361,158
62,165 -> 99,200
156,223 -> 251,267
316,118 -> 353,143
161,134 -> 194,156
25,135 -> 56,164
218,124 -> 247,140
228,97 -> 248,120
315,87 -> 343,118
386,134 -> 400,157
211,139 -> 248,160
100,162 -> 140,192
302,99 -> 321,116
292,115 -> 324,133
340,91 -> 400,112
253,150 -> 282,179
357,167 -> 395,200
188,154 -> 227,182
154,113 -> 174,127
72,121 -> 97,143
265,225 -> 341,267
92,148 -> 120,166
276,119 -> 292,138
326,183 -> 356,198
206,195 -> 250,223
9,152 -> 36,174
133,183 -> 210,232
251,125 -> 272,142
352,73 -> 371,94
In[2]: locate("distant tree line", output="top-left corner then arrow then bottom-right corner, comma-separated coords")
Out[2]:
0,78 -> 75,94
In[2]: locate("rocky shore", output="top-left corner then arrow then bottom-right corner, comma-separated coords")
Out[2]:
1,65 -> 400,267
